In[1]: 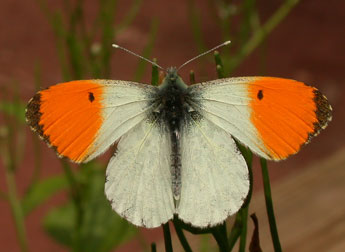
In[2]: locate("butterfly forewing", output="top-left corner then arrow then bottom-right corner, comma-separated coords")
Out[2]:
85,80 -> 158,162
188,77 -> 332,160
26,80 -> 157,163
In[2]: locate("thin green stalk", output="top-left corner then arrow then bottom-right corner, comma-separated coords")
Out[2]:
1,127 -> 28,252
52,12 -> 72,81
228,213 -> 242,250
229,0 -> 300,73
116,0 -> 143,34
99,0 -> 118,78
187,0 -> 207,53
162,223 -> 173,252
260,158 -> 282,252
134,18 -> 159,82
206,0 -> 232,57
238,0 -> 257,46
0,190 -> 7,200
173,221 -> 192,252
60,160 -> 83,252
66,0 -> 87,79
4,167 -> 28,252
211,227 -> 229,252
214,51 -> 225,78
219,222 -> 228,241
11,82 -> 26,167
35,0 -> 71,80
241,149 -> 253,209
238,206 -> 248,252
189,70 -> 196,84
151,243 -> 157,252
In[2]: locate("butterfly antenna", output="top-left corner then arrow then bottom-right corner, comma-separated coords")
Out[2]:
177,40 -> 231,72
112,44 -> 165,71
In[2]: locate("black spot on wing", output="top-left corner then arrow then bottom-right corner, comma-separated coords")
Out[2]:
257,90 -> 263,100
88,92 -> 95,102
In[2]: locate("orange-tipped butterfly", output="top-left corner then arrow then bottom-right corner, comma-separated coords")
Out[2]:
26,41 -> 332,228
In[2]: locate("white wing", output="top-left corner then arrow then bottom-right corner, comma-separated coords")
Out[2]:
27,79 -> 158,163
105,119 -> 175,228
177,116 -> 249,228
188,77 -> 331,160
187,77 -> 270,159
85,80 -> 157,162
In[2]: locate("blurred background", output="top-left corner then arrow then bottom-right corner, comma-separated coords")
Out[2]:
0,0 -> 344,251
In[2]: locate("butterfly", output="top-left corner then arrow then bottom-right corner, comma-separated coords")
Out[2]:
25,42 -> 332,228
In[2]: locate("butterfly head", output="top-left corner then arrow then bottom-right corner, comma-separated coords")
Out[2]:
159,67 -> 188,91
167,67 -> 178,81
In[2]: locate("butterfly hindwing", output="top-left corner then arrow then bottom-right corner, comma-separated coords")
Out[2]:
177,115 -> 249,227
105,119 -> 175,228
188,77 -> 332,160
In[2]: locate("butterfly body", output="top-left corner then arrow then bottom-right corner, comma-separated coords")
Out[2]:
26,68 -> 332,228
152,67 -> 204,200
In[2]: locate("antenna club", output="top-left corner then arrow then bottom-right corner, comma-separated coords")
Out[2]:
224,40 -> 231,45
112,44 -> 120,48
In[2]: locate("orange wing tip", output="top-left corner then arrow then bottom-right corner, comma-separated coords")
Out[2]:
26,93 -> 42,132
271,88 -> 332,160
25,84 -> 97,164
249,78 -> 332,161
26,92 -> 75,162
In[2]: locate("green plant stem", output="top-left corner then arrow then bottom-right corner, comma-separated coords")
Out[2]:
229,0 -> 300,73
228,213 -> 242,250
162,223 -> 173,252
173,221 -> 192,252
99,0 -> 117,78
0,190 -> 7,200
238,206 -> 249,252
1,144 -> 28,251
219,222 -> 228,241
151,243 -> 157,252
189,70 -> 196,84
211,226 -> 229,252
5,169 -> 28,252
116,0 -> 143,34
187,0 -> 207,53
151,58 -> 159,86
134,18 -> 159,82
260,158 -> 282,252
61,160 -> 83,252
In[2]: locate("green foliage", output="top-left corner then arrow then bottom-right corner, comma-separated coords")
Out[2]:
43,166 -> 137,251
0,100 -> 26,124
22,175 -> 68,215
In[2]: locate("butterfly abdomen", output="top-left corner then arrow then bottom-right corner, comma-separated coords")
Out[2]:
154,71 -> 198,201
